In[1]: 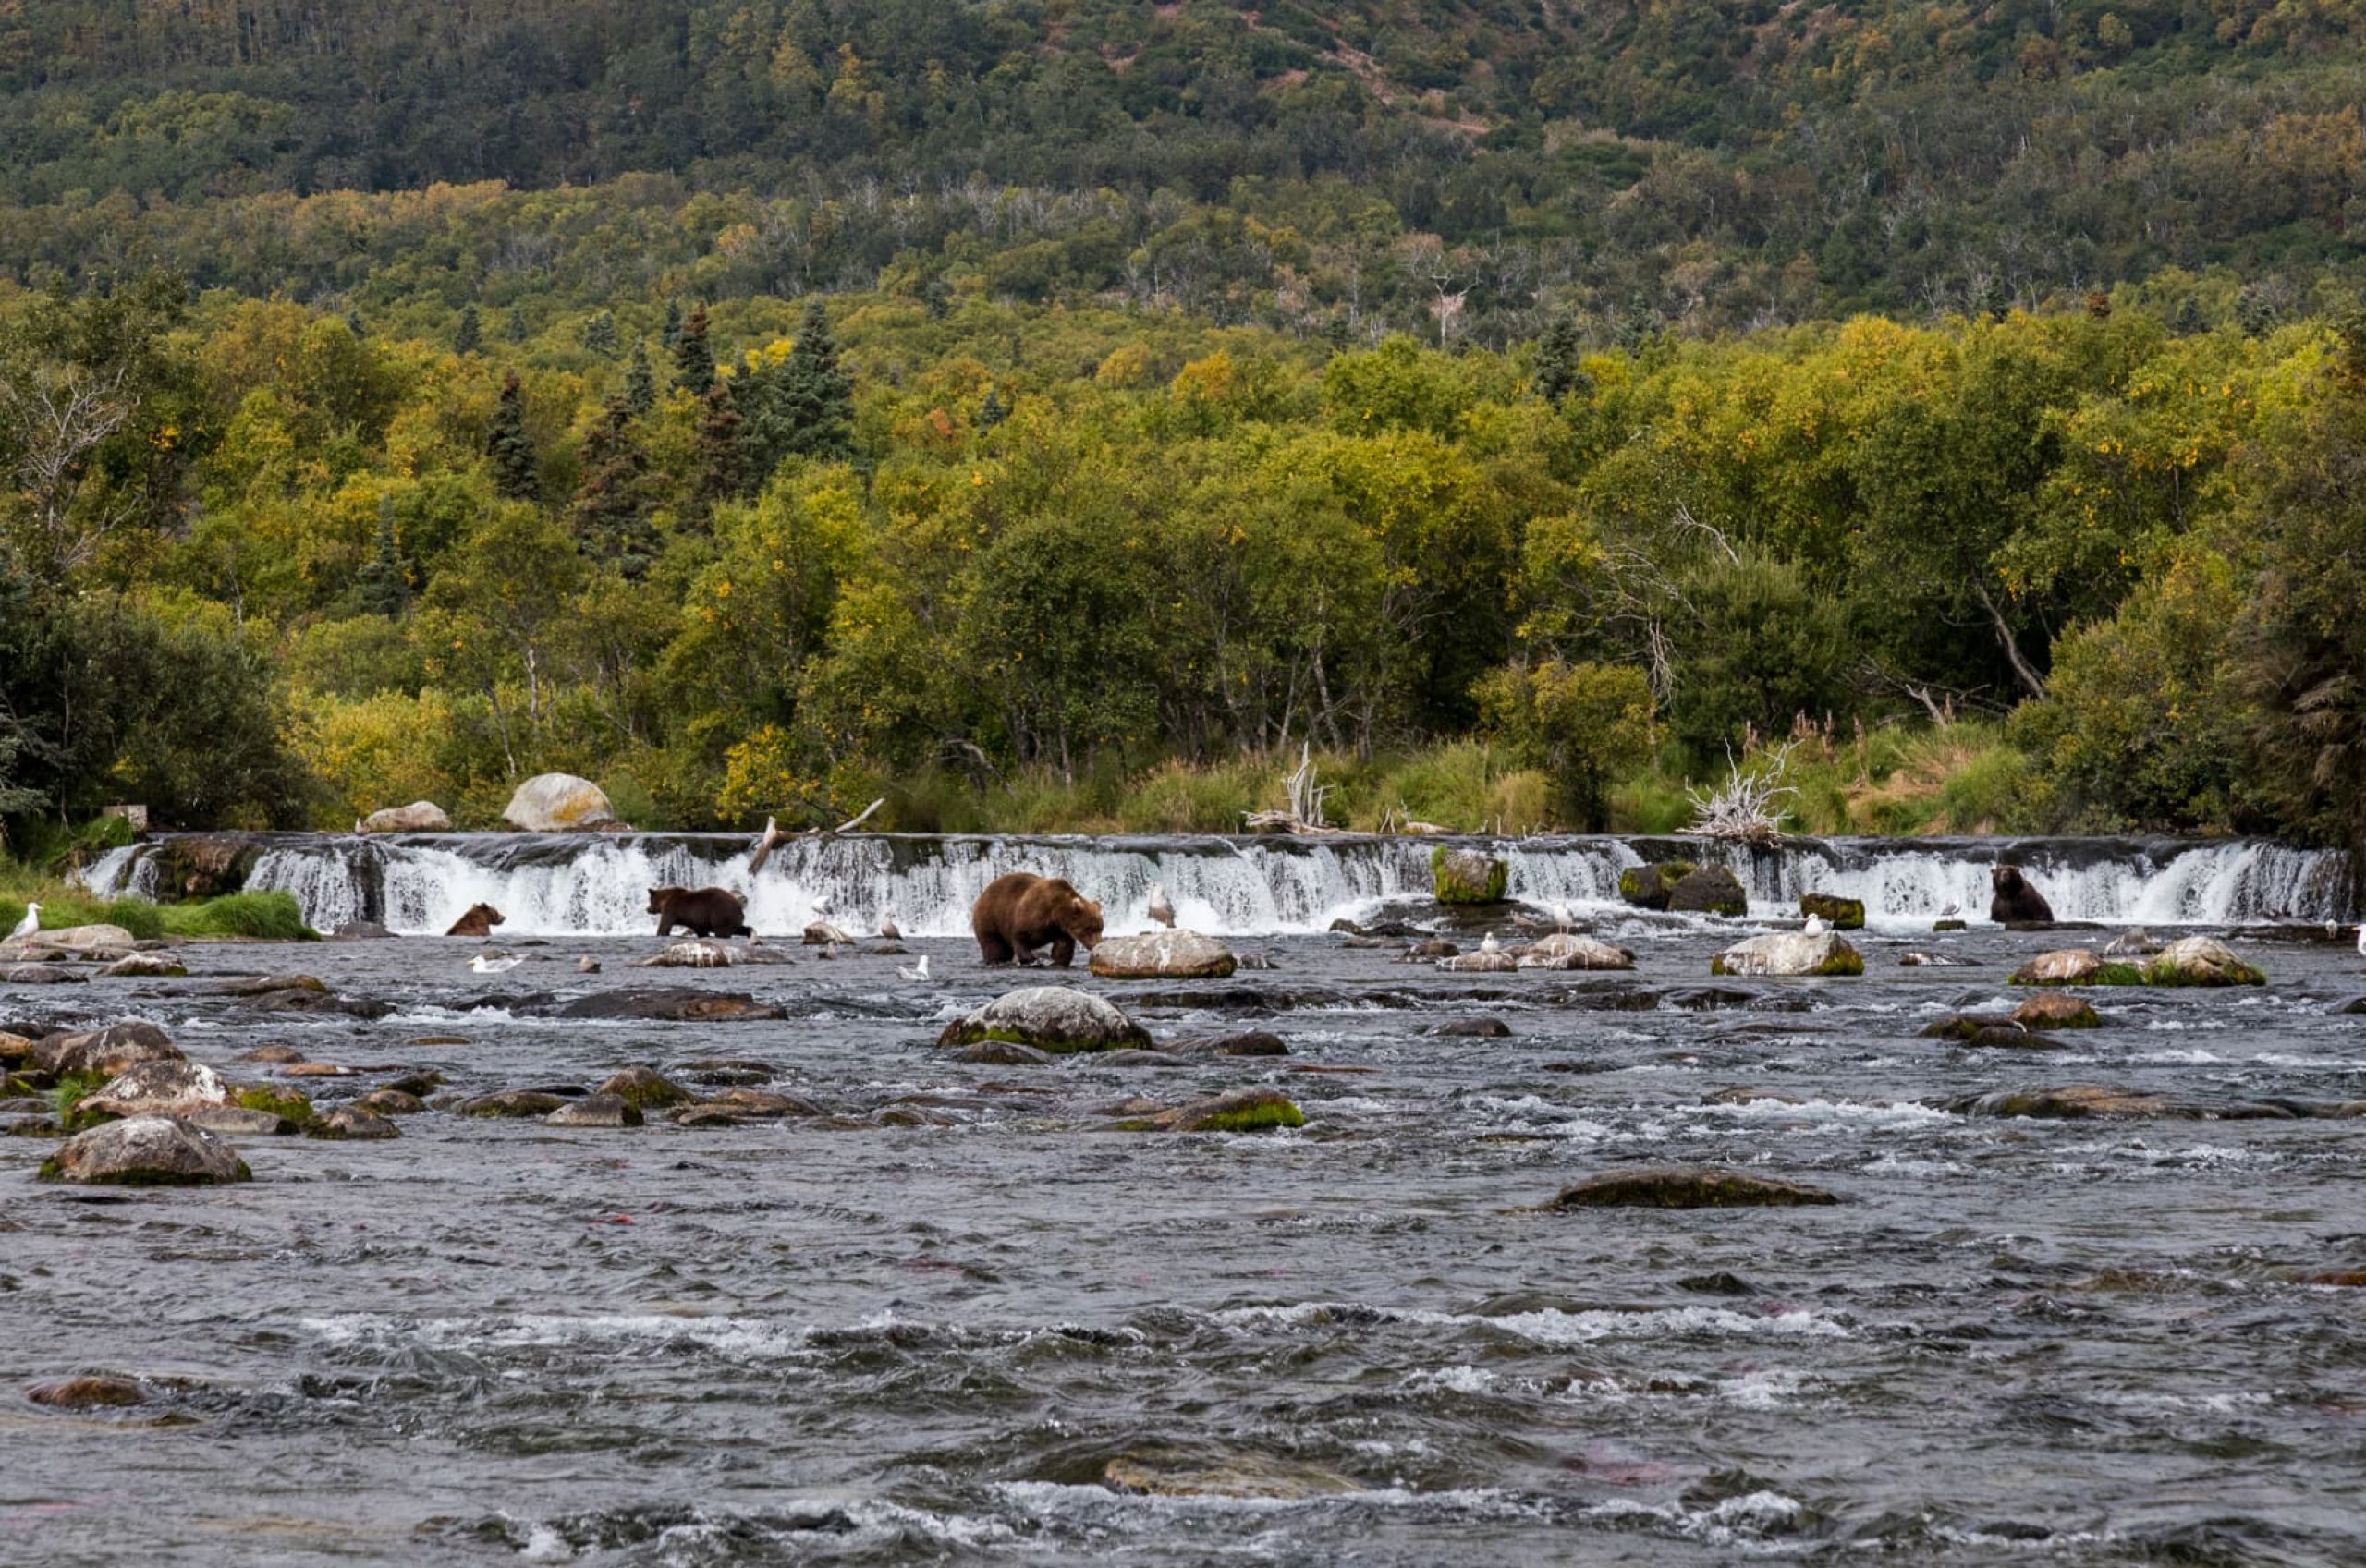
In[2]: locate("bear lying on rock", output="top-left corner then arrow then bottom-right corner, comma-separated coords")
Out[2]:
649,886 -> 752,939
970,872 -> 1104,967
1989,865 -> 2055,924
445,904 -> 505,937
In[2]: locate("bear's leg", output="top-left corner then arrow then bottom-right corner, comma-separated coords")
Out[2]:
977,931 -> 1014,965
1011,937 -> 1042,966
657,916 -> 677,937
1048,935 -> 1075,967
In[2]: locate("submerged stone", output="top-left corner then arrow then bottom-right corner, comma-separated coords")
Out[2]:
1949,1084 -> 2296,1121
1103,1447 -> 1361,1500
1149,1088 -> 1307,1133
1433,1016 -> 1512,1038
958,1039 -> 1055,1066
546,1093 -> 643,1128
310,1107 -> 400,1140
1550,1166 -> 1841,1209
457,1089 -> 568,1118
550,988 -> 786,1022
1166,1030 -> 1288,1057
28,1376 -> 146,1410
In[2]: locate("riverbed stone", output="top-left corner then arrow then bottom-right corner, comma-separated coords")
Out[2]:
959,1039 -> 1055,1065
549,988 -> 786,1022
546,1093 -> 642,1128
1948,1084 -> 2296,1121
185,1105 -> 299,1137
1103,1447 -> 1361,1500
34,1021 -> 183,1078
80,1060 -> 232,1120
2144,935 -> 2266,987
2015,991 -> 2103,1029
2103,928 -> 2162,958
2008,949 -> 2140,987
1668,866 -> 1749,917
937,986 -> 1152,1053
40,1114 -> 250,1185
353,1088 -> 427,1115
501,772 -> 619,832
595,1066 -> 693,1110
1550,1166 -> 1841,1209
1617,861 -> 1696,910
456,1089 -> 568,1118
1711,930 -> 1864,978
1167,1030 -> 1288,1057
310,1106 -> 400,1139
641,941 -> 735,969
358,800 -> 452,833
1799,893 -> 1866,930
1434,1016 -> 1512,1038
1146,1088 -> 1307,1133
1396,939 -> 1458,961
97,953 -> 187,978
4,965 -> 86,985
700,1087 -> 825,1118
1088,930 -> 1238,979
1436,948 -> 1518,973
671,1106 -> 745,1128
28,1376 -> 147,1410
1517,932 -> 1635,970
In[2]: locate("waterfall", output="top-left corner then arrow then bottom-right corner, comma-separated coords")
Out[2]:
76,832 -> 2356,938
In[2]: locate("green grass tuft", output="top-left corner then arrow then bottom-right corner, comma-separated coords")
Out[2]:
158,892 -> 316,941
49,1071 -> 114,1130
234,1084 -> 315,1127
1199,1100 -> 1307,1133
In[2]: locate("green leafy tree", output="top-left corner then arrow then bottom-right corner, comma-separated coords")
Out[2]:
486,371 -> 542,503
1475,657 -> 1656,829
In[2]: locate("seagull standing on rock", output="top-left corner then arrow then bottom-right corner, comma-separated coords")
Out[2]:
1480,931 -> 1500,954
878,910 -> 901,941
6,902 -> 38,943
1147,884 -> 1176,930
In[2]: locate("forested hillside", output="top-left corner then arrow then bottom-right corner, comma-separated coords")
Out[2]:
0,3 -> 2360,861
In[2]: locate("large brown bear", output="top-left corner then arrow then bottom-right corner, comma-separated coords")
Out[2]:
649,885 -> 753,938
1989,865 -> 2055,923
446,904 -> 505,937
970,872 -> 1104,966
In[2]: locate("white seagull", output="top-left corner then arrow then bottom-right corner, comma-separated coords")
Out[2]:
1803,913 -> 1829,936
811,893 -> 834,918
897,954 -> 931,983
1940,901 -> 1961,918
878,910 -> 902,941
470,954 -> 524,974
1147,883 -> 1176,929
1550,900 -> 1578,932
2356,923 -> 2366,961
6,902 -> 37,943
1480,931 -> 1500,954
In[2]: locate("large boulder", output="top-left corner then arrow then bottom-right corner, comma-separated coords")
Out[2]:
641,941 -> 736,969
1089,930 -> 1238,980
2008,948 -> 2140,987
1550,1167 -> 1841,1209
1711,930 -> 1864,978
148,833 -> 267,898
18,923 -> 139,958
1949,1084 -> 2295,1121
1517,932 -> 1635,971
501,772 -> 620,833
1617,861 -> 1695,910
80,1060 -> 231,1120
98,953 -> 187,978
1431,847 -> 1507,905
33,1021 -> 184,1078
358,800 -> 452,833
39,1115 -> 251,1185
2144,935 -> 2266,987
937,986 -> 1152,1054
595,1066 -> 693,1110
1668,866 -> 1748,917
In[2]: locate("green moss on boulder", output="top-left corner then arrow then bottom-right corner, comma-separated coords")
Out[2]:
1432,847 -> 1507,905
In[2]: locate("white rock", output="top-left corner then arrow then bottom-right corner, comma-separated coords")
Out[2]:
937,986 -> 1153,1053
1089,930 -> 1237,979
1515,933 -> 1635,971
1712,930 -> 1863,978
501,773 -> 619,832
358,800 -> 453,833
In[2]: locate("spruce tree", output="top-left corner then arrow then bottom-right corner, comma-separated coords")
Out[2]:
976,386 -> 1006,430
358,500 -> 409,617
582,310 -> 619,358
506,302 -> 529,344
660,298 -> 685,354
568,397 -> 661,578
623,343 -> 657,416
1534,311 -> 1581,404
454,303 -> 482,356
777,298 -> 853,460
694,383 -> 750,514
674,302 -> 716,396
487,371 -> 542,503
345,309 -> 367,339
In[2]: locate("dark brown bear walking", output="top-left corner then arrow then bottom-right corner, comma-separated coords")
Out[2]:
649,886 -> 753,938
970,872 -> 1104,966
1989,865 -> 2055,923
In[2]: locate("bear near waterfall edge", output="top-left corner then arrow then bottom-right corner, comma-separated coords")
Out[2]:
970,872 -> 1105,967
649,886 -> 753,939
1989,865 -> 2056,923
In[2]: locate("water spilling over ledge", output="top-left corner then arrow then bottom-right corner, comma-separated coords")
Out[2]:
79,832 -> 2356,937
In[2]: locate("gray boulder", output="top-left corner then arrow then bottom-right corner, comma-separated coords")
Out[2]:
40,1115 -> 250,1185
358,800 -> 452,833
34,1021 -> 183,1078
546,1093 -> 643,1128
937,986 -> 1152,1053
1711,930 -> 1864,978
1088,930 -> 1238,979
501,772 -> 619,833
80,1060 -> 231,1120
1517,933 -> 1635,971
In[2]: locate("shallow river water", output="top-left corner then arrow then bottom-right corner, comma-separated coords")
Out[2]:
8,910 -> 2366,1566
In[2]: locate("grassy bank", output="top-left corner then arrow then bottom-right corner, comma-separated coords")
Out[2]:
0,866 -> 316,942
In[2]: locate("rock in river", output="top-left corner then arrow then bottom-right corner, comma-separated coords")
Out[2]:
34,1021 -> 183,1078
1432,847 -> 1508,905
1948,1084 -> 2297,1121
40,1114 -> 251,1185
640,941 -> 736,969
28,1376 -> 147,1410
937,986 -> 1152,1054
2144,935 -> 2266,987
1711,930 -> 1864,978
2015,991 -> 2103,1029
1617,861 -> 1695,910
959,1039 -> 1054,1065
1668,866 -> 1748,917
1799,893 -> 1867,930
546,1093 -> 642,1128
1088,930 -> 1238,979
80,1060 -> 231,1120
98,953 -> 187,978
1550,1166 -> 1841,1209
549,988 -> 786,1022
1517,932 -> 1635,971
1141,1088 -> 1308,1132
358,800 -> 452,833
457,1089 -> 569,1118
595,1066 -> 693,1110
309,1107 -> 400,1140
2009,949 -> 2138,987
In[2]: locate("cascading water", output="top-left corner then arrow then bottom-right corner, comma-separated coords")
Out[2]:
75,832 -> 2357,937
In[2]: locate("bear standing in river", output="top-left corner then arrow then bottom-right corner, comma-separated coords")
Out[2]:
649,885 -> 753,938
970,872 -> 1104,966
445,904 -> 505,937
1989,864 -> 2055,923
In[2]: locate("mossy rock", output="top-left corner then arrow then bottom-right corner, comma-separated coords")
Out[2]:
2014,992 -> 2102,1029
595,1066 -> 694,1110
937,986 -> 1152,1053
1933,918 -> 1969,931
1148,1088 -> 1307,1133
1550,1166 -> 1841,1209
1432,847 -> 1507,905
1616,861 -> 1695,910
2143,936 -> 2266,988
1799,893 -> 1865,930
1667,865 -> 1748,917
234,1084 -> 316,1129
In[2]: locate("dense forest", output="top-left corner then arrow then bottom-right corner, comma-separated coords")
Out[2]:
0,2 -> 2360,860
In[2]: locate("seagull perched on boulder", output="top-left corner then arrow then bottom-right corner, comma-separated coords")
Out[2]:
1480,931 -> 1500,954
1803,913 -> 1829,936
1147,883 -> 1177,930
878,909 -> 902,941
6,902 -> 38,943
897,954 -> 931,983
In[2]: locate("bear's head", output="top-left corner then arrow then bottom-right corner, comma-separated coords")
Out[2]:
647,886 -> 683,914
1992,865 -> 2025,893
459,903 -> 504,928
1064,892 -> 1104,950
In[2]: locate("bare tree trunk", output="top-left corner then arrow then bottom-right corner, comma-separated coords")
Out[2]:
1973,580 -> 2048,699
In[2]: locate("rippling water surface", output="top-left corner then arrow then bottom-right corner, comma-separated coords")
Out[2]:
9,914 -> 2366,1565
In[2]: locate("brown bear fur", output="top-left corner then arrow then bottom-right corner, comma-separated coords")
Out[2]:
445,904 -> 505,937
1989,865 -> 2055,924
970,872 -> 1104,966
649,885 -> 752,939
